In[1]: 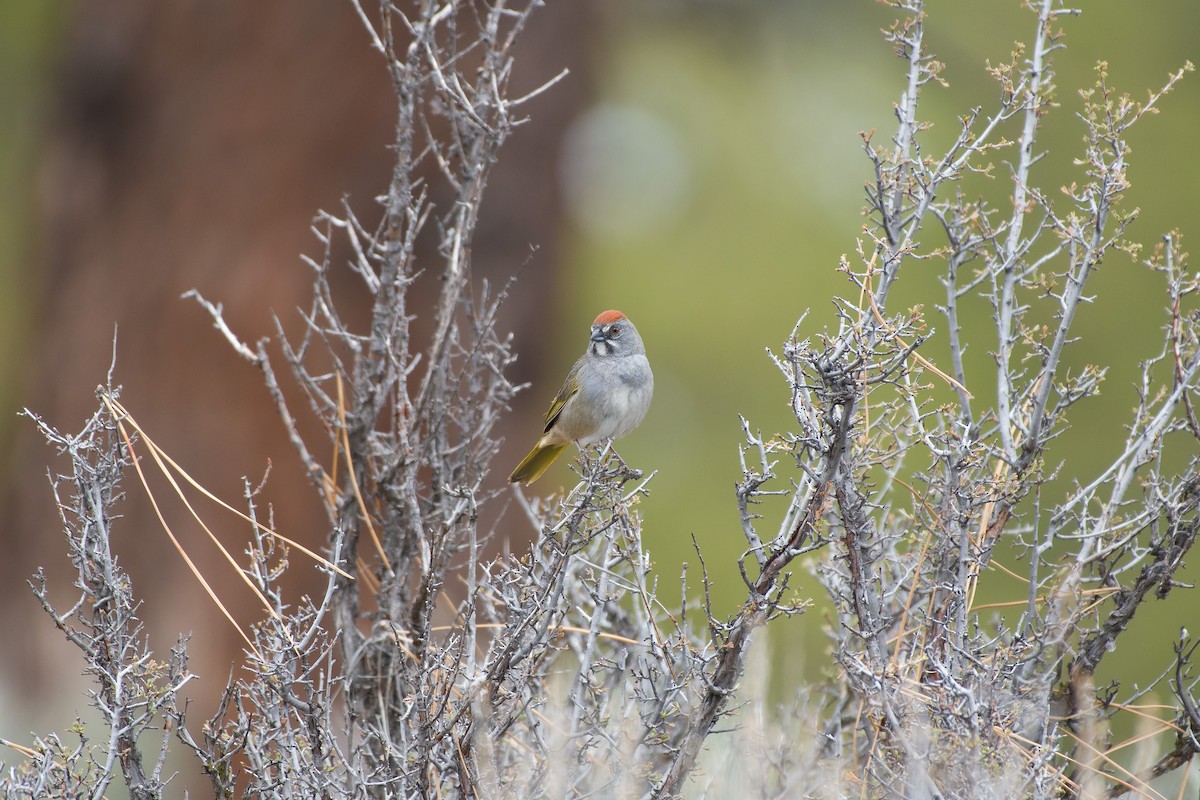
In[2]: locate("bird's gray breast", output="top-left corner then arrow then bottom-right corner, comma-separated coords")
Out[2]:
574,354 -> 653,443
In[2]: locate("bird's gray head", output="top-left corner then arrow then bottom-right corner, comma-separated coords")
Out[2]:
588,309 -> 645,358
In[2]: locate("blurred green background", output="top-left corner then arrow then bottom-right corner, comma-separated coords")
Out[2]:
2,0 -> 1198,760
550,0 -> 1200,703
0,4 -> 60,433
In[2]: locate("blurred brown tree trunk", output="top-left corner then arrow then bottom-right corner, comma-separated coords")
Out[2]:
3,0 -> 589,714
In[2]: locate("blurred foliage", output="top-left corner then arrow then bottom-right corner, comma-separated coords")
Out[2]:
0,3 -> 62,440
3,0 -> 1198,753
552,0 -> 1200,708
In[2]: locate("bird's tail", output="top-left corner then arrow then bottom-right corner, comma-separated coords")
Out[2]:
508,442 -> 567,484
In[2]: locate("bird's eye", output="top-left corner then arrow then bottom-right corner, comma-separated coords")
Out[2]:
609,325 -> 621,337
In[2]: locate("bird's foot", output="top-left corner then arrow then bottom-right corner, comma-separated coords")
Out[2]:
577,440 -> 642,485
599,440 -> 641,481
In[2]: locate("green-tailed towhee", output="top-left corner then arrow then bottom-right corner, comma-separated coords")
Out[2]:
509,309 -> 653,484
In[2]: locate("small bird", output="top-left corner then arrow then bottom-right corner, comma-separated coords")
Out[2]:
509,309 -> 653,484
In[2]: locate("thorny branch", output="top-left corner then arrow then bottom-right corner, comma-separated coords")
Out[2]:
9,1 -> 1200,799
661,0 -> 1200,797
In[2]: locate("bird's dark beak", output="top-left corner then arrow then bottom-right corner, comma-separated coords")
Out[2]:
590,328 -> 606,342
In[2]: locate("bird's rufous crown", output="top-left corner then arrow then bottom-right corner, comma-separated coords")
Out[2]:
593,310 -> 627,325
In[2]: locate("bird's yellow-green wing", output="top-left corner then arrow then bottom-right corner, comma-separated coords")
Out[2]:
543,362 -> 582,433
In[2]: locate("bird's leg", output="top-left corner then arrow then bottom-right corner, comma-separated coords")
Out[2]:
600,439 -> 637,476
574,440 -> 608,485
597,438 -> 626,470
584,439 -> 640,485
